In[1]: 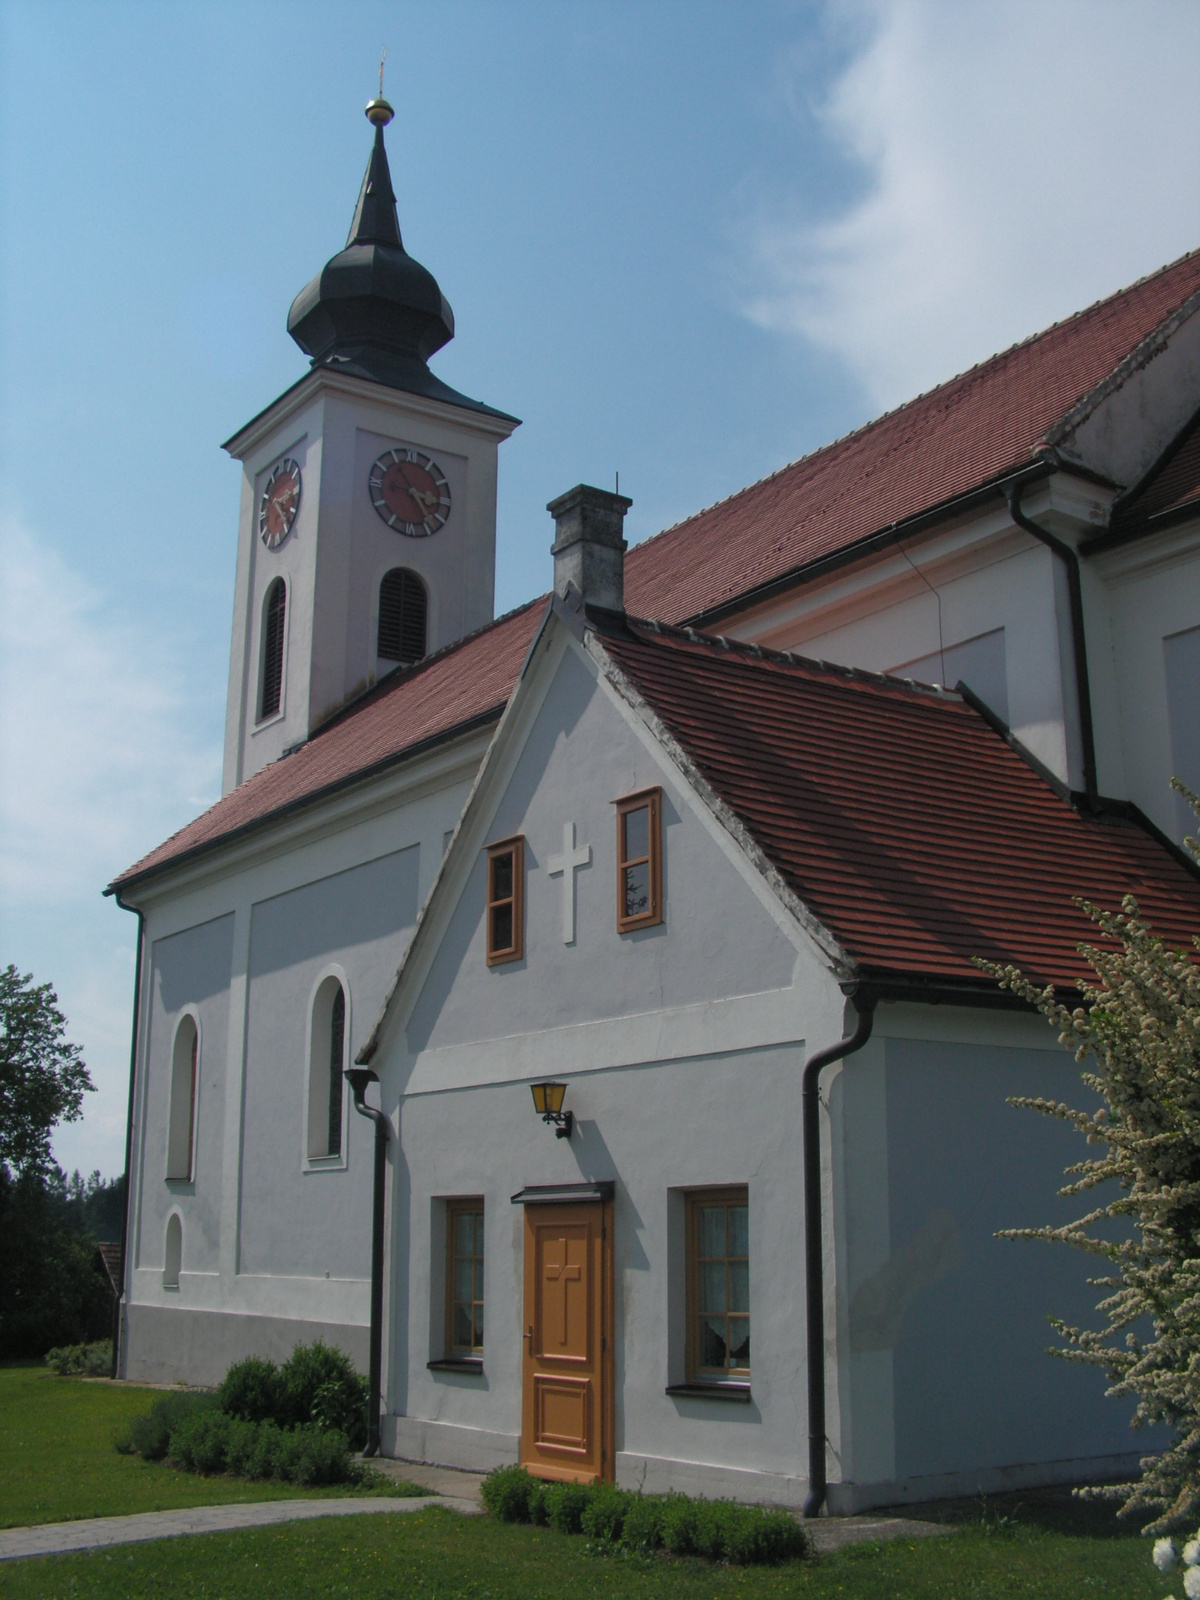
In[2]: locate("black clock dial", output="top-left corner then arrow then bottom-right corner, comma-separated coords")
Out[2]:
369,447 -> 451,536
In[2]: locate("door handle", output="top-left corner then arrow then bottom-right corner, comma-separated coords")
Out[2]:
525,1325 -> 534,1351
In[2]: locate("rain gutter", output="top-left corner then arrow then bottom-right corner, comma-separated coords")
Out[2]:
111,893 -> 145,1380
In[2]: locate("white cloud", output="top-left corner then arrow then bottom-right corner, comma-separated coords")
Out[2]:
0,516 -> 221,1174
742,0 -> 1200,411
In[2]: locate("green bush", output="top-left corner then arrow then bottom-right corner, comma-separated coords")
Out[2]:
723,1505 -> 811,1565
278,1341 -> 367,1445
542,1480 -> 592,1534
481,1464 -> 542,1522
276,1424 -> 356,1486
619,1493 -> 666,1552
580,1483 -> 631,1542
169,1407 -> 233,1475
44,1339 -> 112,1375
216,1355 -> 281,1424
117,1391 -> 217,1461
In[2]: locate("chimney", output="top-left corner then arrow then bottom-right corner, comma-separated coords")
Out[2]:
548,484 -> 632,615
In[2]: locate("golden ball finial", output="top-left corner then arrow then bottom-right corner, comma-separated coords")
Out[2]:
366,97 -> 394,126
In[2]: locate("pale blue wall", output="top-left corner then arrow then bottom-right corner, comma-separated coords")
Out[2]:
884,1037 -> 1154,1480
138,913 -> 235,1273
239,846 -> 420,1278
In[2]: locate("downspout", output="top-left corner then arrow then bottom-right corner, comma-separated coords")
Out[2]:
111,893 -> 144,1381
346,1067 -> 389,1456
802,987 -> 878,1518
1003,481 -> 1099,811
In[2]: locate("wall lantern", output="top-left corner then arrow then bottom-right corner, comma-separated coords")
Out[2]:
530,1081 -> 574,1139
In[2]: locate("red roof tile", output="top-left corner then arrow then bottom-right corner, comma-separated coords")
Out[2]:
1112,409 -> 1200,533
603,621 -> 1200,989
626,251 -> 1200,623
112,600 -> 544,888
113,251 -> 1200,890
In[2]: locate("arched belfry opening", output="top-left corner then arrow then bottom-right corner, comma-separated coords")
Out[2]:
377,569 -> 427,665
259,578 -> 286,720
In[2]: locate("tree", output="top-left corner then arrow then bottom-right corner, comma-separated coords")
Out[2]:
980,783 -> 1200,1534
0,965 -> 92,1181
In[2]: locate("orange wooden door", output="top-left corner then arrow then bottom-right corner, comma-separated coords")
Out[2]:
520,1200 -> 612,1482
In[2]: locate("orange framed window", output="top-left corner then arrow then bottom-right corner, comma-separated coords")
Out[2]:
615,788 -> 662,931
446,1199 -> 485,1358
486,836 -> 524,965
686,1187 -> 750,1382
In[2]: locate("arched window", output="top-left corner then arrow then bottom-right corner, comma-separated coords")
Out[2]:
167,1015 -> 198,1182
308,977 -> 347,1160
377,569 -> 427,665
164,1213 -> 182,1289
259,577 -> 287,719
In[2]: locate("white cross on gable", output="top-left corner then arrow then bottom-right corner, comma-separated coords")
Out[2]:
547,822 -> 592,945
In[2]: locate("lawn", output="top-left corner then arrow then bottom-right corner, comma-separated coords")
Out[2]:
0,1362 -> 1170,1597
0,1363 -> 410,1529
0,1501 -> 1173,1599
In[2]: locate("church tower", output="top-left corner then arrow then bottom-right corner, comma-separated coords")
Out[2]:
220,97 -> 519,795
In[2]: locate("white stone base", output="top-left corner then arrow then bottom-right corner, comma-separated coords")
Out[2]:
383,1415 -> 519,1474
123,1303 -> 368,1387
826,1450 -> 1147,1516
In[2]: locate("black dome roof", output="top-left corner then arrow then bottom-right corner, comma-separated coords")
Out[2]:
288,119 -> 455,373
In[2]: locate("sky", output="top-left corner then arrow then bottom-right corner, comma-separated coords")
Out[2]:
2,0 -> 1198,1179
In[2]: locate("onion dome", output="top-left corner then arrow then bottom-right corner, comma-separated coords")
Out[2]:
287,100 -> 457,389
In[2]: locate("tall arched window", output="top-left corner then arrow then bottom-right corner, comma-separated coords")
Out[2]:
259,577 -> 287,719
167,1015 -> 198,1182
164,1213 -> 182,1289
308,977 -> 347,1160
377,569 -> 427,665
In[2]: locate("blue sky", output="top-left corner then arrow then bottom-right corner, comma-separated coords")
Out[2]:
2,0 -> 1199,1177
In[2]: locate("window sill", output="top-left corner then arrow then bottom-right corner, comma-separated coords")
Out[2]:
427,1358 -> 484,1375
665,1382 -> 752,1404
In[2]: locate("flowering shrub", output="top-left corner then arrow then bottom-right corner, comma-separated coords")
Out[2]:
981,782 -> 1200,1535
1153,1525 -> 1200,1598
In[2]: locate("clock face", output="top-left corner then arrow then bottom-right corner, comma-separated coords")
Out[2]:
369,447 -> 451,537
259,458 -> 302,549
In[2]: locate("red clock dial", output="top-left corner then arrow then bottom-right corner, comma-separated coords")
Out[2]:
259,458 -> 302,549
369,447 -> 451,536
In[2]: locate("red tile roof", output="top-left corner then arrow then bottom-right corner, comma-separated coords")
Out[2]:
113,250 -> 1200,891
603,620 -> 1200,989
1112,409 -> 1200,534
111,600 -> 544,888
626,250 -> 1200,623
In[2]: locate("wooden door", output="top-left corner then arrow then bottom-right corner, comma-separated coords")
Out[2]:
520,1200 -> 612,1482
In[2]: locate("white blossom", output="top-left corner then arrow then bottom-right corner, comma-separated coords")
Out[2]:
1184,1537 -> 1200,1566
1183,1565 -> 1200,1600
1157,1538 -> 1180,1572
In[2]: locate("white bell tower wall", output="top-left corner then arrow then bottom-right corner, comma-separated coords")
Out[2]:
221,369 -> 518,795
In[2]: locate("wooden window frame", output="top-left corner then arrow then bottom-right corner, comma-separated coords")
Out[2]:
685,1186 -> 750,1385
486,836 -> 525,965
444,1198 -> 485,1360
615,787 -> 663,932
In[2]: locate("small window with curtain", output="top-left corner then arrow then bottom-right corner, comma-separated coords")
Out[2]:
486,836 -> 524,965
445,1199 -> 484,1360
377,569 -> 428,665
259,577 -> 286,720
687,1187 -> 750,1384
615,787 -> 662,931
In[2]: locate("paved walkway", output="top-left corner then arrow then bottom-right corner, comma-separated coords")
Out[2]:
0,1495 -> 479,1564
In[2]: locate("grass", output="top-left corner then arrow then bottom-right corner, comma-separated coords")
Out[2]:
0,1362 -> 1170,1596
0,1499 -> 1173,1598
0,1363 -> 419,1529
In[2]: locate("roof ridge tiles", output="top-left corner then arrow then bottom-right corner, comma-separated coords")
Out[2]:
620,614 -> 964,701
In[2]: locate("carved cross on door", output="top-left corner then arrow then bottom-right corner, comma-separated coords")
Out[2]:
544,1237 -> 582,1344
547,822 -> 592,945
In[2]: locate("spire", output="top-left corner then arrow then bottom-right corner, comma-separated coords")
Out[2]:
287,95 -> 455,382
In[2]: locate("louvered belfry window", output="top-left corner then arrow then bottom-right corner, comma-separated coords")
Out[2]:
260,578 -> 286,719
378,569 -> 427,664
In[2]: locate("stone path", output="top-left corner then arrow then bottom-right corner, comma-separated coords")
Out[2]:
0,1495 -> 479,1564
